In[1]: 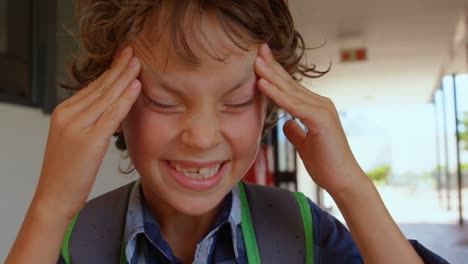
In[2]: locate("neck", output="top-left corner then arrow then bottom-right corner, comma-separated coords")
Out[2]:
141,184 -> 224,262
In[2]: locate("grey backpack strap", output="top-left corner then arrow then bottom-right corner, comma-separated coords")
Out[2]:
68,181 -> 136,264
242,182 -> 307,263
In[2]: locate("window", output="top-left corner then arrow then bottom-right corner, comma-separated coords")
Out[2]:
0,0 -> 56,113
0,0 -> 32,104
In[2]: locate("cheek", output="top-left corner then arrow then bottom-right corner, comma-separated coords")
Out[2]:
123,97 -> 177,155
221,99 -> 265,152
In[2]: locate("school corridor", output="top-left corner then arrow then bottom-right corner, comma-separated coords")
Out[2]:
1,0 -> 468,262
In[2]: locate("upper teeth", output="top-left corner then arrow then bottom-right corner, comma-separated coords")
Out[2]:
169,161 -> 222,179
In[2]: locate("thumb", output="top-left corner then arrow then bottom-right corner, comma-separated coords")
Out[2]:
283,119 -> 306,152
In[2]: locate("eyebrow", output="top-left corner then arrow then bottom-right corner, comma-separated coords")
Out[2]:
153,65 -> 255,95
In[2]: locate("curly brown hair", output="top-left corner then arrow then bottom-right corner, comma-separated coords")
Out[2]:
64,0 -> 327,156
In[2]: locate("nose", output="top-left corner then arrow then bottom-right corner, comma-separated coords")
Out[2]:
180,111 -> 222,150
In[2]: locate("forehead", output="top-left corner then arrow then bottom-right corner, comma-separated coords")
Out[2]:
132,8 -> 258,77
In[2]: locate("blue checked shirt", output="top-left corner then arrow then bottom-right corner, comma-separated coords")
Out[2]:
124,181 -> 247,263
122,181 -> 448,264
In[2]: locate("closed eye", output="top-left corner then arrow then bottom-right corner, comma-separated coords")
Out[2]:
225,98 -> 255,108
149,99 -> 176,109
143,94 -> 179,111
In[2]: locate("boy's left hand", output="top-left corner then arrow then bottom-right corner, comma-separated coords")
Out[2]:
254,43 -> 366,197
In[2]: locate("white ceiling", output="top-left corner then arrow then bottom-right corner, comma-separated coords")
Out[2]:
289,0 -> 467,111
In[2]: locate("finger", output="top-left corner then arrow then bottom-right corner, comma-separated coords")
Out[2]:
257,44 -> 309,94
255,55 -> 298,94
59,71 -> 108,107
259,77 -> 335,131
94,80 -> 141,136
76,56 -> 141,127
61,46 -> 134,112
257,44 -> 297,86
256,44 -> 329,103
255,55 -> 325,106
283,119 -> 306,151
258,78 -> 315,120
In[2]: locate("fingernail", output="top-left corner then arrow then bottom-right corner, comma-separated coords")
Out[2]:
256,57 -> 265,66
263,43 -> 272,55
129,56 -> 139,67
130,79 -> 141,90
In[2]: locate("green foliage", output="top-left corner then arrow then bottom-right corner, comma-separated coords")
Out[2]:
366,165 -> 391,184
460,112 -> 468,150
462,163 -> 468,170
433,164 -> 468,171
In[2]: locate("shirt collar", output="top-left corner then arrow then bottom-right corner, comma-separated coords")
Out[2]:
124,180 -> 243,263
124,181 -> 145,261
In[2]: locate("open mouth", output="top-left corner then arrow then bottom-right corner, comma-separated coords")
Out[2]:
166,160 -> 226,180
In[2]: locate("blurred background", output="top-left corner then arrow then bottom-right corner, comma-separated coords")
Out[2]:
1,0 -> 467,262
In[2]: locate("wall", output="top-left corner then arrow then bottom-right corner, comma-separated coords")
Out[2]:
0,102 -> 137,261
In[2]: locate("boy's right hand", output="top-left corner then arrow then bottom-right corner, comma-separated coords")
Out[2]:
33,46 -> 141,220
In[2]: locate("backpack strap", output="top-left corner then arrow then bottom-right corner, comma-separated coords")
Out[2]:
61,181 -> 136,264
240,182 -> 314,264
61,181 -> 313,264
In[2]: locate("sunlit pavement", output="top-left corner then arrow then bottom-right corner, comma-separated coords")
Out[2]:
377,186 -> 467,224
327,186 -> 468,263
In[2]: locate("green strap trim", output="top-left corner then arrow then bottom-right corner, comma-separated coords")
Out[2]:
293,192 -> 314,264
238,182 -> 261,264
61,212 -> 80,264
61,181 -> 139,264
120,236 -> 127,264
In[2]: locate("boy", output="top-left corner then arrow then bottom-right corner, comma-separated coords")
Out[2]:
7,0 -> 447,263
